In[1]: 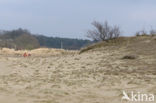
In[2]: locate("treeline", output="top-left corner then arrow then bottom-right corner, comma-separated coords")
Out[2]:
35,35 -> 91,50
0,28 -> 91,50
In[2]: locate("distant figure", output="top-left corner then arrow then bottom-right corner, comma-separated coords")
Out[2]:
23,53 -> 31,57
23,52 -> 27,57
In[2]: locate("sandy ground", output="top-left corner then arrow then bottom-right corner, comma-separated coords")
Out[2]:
0,37 -> 156,103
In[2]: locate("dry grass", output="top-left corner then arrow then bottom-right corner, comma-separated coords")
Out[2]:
0,35 -> 156,103
79,37 -> 128,54
79,35 -> 156,54
0,48 -> 77,57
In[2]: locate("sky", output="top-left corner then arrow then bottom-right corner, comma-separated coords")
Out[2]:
0,0 -> 156,39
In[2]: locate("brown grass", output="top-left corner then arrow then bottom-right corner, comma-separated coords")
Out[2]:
79,37 -> 128,54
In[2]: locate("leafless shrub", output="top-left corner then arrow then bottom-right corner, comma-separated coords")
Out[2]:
135,28 -> 156,36
135,31 -> 141,36
87,21 -> 121,41
135,29 -> 148,36
112,25 -> 121,38
140,29 -> 147,36
150,29 -> 156,36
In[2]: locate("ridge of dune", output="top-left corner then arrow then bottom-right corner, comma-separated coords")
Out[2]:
0,48 -> 77,57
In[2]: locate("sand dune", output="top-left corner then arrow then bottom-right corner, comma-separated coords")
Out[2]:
0,48 -> 77,57
0,36 -> 156,103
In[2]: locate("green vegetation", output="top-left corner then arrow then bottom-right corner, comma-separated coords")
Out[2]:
0,28 -> 40,50
0,28 -> 91,50
35,35 -> 91,50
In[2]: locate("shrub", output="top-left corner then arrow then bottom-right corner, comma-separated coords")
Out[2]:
87,21 -> 121,41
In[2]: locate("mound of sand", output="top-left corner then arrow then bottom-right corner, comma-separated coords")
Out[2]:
0,36 -> 155,103
0,48 -> 77,56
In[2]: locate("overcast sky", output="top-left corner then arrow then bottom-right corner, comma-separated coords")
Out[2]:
0,0 -> 156,39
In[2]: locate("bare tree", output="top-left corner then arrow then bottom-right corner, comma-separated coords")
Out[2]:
112,25 -> 121,38
87,21 -> 121,41
150,29 -> 156,35
135,31 -> 141,36
140,29 -> 147,35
